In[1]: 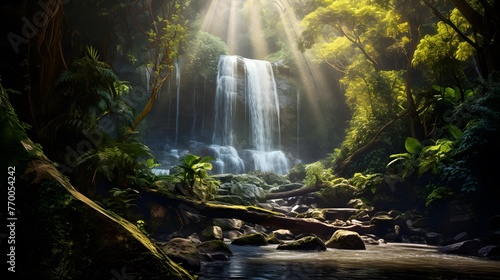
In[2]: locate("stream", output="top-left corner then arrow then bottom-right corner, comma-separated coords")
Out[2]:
199,243 -> 499,279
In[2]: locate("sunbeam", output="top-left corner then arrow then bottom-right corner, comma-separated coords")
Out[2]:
273,0 -> 339,132
201,0 -> 241,55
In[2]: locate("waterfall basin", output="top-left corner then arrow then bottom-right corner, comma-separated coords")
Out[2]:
199,242 -> 500,279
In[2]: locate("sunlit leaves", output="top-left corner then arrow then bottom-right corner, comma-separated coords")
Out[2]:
413,8 -> 474,72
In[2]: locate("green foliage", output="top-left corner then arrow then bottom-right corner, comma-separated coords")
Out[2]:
455,90 -> 500,157
176,154 -> 219,201
0,83 -> 32,168
441,159 -> 478,193
287,163 -> 307,183
425,185 -> 454,207
316,176 -> 357,207
388,132 -> 459,177
97,187 -> 140,217
413,8 -> 475,83
76,138 -> 157,190
182,31 -> 228,80
349,172 -> 384,195
304,161 -> 334,185
54,46 -> 134,133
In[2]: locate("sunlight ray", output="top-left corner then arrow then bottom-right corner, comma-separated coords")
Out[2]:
275,0 -> 337,125
244,0 -> 269,59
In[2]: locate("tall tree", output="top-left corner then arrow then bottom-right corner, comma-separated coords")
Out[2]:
131,0 -> 189,130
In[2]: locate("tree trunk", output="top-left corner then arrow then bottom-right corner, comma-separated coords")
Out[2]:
145,190 -> 374,240
265,178 -> 326,200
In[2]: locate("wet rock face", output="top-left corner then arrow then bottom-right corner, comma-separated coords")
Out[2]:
325,230 -> 366,250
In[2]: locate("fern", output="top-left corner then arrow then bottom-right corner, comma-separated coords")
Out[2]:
76,138 -> 157,189
53,46 -> 134,134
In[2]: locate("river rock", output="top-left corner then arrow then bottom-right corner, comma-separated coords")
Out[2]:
228,182 -> 266,203
439,239 -> 483,256
325,230 -> 366,250
224,230 -> 243,240
197,240 -> 233,262
200,226 -> 223,241
267,236 -> 283,244
425,232 -> 443,245
477,245 -> 500,259
161,238 -> 200,272
272,229 -> 295,240
276,235 -> 327,251
213,218 -> 243,230
370,212 -> 394,235
231,233 -> 268,246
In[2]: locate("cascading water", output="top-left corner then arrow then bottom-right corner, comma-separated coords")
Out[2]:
210,55 -> 290,174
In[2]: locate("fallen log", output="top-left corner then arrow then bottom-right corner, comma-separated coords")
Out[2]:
145,189 -> 374,240
265,174 -> 326,200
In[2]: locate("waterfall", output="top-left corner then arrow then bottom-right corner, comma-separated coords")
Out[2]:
175,59 -> 182,146
212,55 -> 290,174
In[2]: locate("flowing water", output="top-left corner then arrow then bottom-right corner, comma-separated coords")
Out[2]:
199,243 -> 499,279
211,55 -> 290,174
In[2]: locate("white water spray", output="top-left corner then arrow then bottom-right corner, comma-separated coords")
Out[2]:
212,55 -> 289,174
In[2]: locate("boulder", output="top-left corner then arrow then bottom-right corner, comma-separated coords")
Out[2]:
224,230 -> 243,240
231,233 -> 268,246
425,232 -> 443,246
197,240 -> 233,262
213,218 -> 243,230
316,183 -> 357,207
272,229 -> 295,240
230,183 -> 266,203
371,212 -> 394,235
477,245 -> 500,259
216,182 -> 266,205
325,230 -> 366,250
267,236 -> 283,244
276,236 -> 327,251
161,238 -> 200,272
439,239 -> 483,256
200,226 -> 223,241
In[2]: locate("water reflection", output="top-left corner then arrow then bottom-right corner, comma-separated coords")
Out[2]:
199,243 -> 500,279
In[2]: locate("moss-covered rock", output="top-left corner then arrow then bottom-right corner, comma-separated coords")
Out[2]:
276,236 -> 326,251
231,233 -> 268,246
316,183 -> 357,208
325,230 -> 366,250
200,226 -> 223,241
